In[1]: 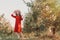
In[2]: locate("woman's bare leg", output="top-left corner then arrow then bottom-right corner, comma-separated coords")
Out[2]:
19,32 -> 24,38
15,32 -> 20,39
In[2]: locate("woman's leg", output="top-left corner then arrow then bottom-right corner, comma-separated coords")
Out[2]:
19,32 -> 24,38
15,32 -> 20,39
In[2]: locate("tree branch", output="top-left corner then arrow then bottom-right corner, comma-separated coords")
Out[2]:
22,0 -> 27,4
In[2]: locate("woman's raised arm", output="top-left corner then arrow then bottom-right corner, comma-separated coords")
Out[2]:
11,14 -> 16,18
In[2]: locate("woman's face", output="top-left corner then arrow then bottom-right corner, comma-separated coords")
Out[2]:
14,10 -> 21,16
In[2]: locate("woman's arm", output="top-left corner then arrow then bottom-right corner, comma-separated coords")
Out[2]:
20,16 -> 23,20
21,16 -> 23,20
11,14 -> 16,18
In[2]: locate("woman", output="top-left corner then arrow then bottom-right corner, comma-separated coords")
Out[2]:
11,10 -> 23,39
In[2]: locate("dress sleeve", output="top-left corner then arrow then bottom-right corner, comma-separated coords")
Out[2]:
20,16 -> 23,20
21,17 -> 23,20
11,14 -> 16,18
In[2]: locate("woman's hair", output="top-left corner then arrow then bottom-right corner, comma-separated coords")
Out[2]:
14,10 -> 21,16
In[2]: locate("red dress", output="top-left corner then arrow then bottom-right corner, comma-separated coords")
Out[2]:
11,14 -> 23,33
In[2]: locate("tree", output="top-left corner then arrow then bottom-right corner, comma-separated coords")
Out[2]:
23,0 -> 60,36
0,14 -> 19,40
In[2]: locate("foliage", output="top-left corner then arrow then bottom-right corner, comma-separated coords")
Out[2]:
0,14 -> 19,40
23,0 -> 60,36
